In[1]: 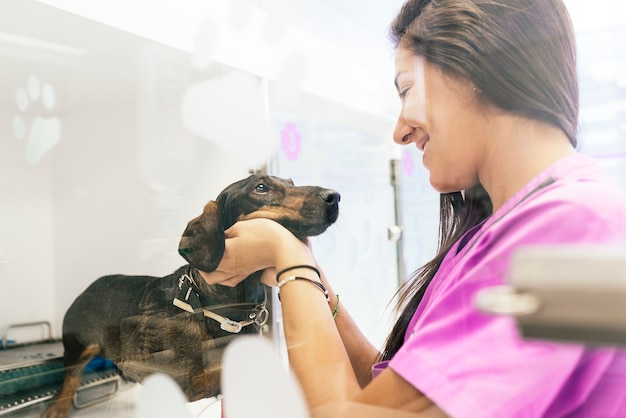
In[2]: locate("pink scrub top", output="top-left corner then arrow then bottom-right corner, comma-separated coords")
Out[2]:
383,154 -> 626,417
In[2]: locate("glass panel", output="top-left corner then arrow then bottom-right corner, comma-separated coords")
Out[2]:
2,0 -> 626,416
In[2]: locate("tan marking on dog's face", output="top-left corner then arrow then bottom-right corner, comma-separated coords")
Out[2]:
238,208 -> 300,223
237,192 -> 310,222
240,191 -> 308,217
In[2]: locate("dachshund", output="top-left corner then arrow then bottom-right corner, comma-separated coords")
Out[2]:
42,174 -> 340,418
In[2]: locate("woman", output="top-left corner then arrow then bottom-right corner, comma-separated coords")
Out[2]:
201,0 -> 626,416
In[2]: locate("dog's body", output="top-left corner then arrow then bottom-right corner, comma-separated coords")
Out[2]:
42,174 -> 339,418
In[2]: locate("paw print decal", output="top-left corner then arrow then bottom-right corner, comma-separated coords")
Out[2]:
13,75 -> 61,165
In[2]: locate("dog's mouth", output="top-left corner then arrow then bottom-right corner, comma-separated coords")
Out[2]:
292,198 -> 340,238
285,208 -> 339,238
328,200 -> 340,222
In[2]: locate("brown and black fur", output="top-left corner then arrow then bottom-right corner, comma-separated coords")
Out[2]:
42,174 -> 340,418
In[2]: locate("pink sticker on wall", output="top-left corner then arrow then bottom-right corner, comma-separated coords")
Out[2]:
281,122 -> 301,160
402,150 -> 415,176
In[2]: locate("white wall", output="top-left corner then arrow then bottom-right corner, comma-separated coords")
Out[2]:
0,109 -> 56,341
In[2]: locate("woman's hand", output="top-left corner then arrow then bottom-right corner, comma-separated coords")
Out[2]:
197,218 -> 314,287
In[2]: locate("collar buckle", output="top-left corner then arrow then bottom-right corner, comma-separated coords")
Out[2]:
220,319 -> 244,334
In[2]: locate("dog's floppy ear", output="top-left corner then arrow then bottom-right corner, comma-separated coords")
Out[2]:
178,201 -> 226,272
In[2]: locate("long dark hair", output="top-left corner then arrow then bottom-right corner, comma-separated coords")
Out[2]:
380,0 -> 579,361
381,185 -> 491,360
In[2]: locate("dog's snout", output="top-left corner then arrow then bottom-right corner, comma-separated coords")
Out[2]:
319,190 -> 340,205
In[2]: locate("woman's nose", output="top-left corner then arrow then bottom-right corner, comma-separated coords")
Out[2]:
393,116 -> 413,145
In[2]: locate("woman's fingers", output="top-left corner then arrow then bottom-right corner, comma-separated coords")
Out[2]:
260,268 -> 277,287
197,269 -> 249,287
196,218 -> 309,287
199,268 -> 277,288
218,275 -> 250,287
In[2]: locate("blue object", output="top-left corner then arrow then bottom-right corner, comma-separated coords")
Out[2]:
85,356 -> 116,372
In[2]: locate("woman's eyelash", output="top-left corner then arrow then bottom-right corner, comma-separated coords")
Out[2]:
398,88 -> 410,98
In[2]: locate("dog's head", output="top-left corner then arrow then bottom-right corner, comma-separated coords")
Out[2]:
178,174 -> 340,272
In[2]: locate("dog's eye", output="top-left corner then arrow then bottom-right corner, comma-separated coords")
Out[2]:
254,183 -> 269,194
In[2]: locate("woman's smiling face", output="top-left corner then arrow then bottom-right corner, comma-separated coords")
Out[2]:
392,44 -> 489,194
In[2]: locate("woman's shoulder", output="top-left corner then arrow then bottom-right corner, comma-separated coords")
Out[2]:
500,153 -> 624,219
472,155 -> 626,253
529,154 -> 626,217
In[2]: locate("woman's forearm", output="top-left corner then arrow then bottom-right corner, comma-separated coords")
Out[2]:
280,284 -> 360,406
320,271 -> 380,387
273,246 -> 362,407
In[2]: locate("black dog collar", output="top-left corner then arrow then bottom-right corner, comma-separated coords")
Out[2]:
173,272 -> 268,333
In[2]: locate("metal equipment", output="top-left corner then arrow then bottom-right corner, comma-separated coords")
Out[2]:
475,245 -> 626,346
0,322 -> 127,416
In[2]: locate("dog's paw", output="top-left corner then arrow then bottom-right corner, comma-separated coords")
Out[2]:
13,75 -> 61,165
40,402 -> 72,418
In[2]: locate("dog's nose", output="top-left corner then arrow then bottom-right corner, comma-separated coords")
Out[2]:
319,190 -> 340,205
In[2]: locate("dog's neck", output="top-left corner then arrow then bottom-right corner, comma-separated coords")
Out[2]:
172,268 -> 269,334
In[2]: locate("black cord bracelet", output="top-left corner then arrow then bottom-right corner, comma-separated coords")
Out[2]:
275,265 -> 321,283
277,275 -> 330,302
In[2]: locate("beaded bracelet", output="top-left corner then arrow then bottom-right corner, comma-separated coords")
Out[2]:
276,265 -> 321,283
277,275 -> 330,302
331,294 -> 340,319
